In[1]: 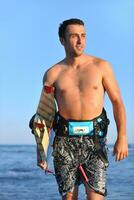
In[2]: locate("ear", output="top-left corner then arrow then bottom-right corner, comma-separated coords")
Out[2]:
59,37 -> 65,46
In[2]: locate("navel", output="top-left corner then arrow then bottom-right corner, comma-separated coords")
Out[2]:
93,86 -> 98,90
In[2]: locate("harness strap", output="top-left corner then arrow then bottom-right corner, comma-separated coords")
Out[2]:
53,108 -> 110,165
93,111 -> 109,166
53,108 -> 109,138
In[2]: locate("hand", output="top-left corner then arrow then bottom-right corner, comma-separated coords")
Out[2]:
38,161 -> 48,170
113,136 -> 128,161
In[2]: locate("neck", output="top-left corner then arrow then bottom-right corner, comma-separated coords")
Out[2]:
65,54 -> 86,68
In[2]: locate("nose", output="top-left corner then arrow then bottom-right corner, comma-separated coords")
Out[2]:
77,35 -> 82,44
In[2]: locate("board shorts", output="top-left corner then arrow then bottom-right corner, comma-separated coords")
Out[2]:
52,109 -> 109,197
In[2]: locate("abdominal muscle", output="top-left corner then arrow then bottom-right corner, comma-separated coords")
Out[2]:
55,88 -> 104,120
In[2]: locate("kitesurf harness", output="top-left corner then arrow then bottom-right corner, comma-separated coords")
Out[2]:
53,108 -> 110,165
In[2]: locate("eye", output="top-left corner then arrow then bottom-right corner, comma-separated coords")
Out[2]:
82,34 -> 86,38
70,34 -> 77,38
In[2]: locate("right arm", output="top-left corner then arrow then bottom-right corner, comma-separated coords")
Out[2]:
37,66 -> 59,170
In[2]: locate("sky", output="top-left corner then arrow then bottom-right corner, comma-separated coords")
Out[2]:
1,0 -> 134,144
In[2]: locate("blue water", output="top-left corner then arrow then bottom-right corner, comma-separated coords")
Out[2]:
0,144 -> 134,200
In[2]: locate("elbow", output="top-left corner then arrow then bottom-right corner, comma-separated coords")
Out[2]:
111,97 -> 125,109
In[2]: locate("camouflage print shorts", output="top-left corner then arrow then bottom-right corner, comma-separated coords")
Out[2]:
52,135 -> 108,197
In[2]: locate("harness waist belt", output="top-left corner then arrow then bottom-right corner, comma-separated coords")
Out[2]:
53,109 -> 109,138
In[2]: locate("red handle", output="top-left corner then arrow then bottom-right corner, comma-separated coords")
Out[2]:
44,85 -> 54,93
79,164 -> 89,182
34,122 -> 44,129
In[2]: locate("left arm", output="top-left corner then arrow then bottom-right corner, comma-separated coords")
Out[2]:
102,61 -> 128,161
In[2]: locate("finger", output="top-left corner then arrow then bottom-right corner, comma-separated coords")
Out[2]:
38,162 -> 47,170
115,152 -> 120,161
117,152 -> 127,161
123,153 -> 127,159
119,153 -> 124,161
40,163 -> 45,168
38,163 -> 44,169
125,150 -> 129,157
123,151 -> 128,159
40,165 -> 47,170
42,163 -> 47,170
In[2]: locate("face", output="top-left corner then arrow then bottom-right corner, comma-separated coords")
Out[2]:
61,24 -> 86,57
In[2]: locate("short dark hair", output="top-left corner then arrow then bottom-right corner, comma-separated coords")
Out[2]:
58,18 -> 84,39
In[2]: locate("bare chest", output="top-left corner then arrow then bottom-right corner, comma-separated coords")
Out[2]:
55,66 -> 103,93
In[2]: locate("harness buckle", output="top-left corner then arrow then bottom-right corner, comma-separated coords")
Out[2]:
63,125 -> 68,134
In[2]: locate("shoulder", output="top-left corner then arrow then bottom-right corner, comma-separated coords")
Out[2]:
99,60 -> 114,77
86,55 -> 115,79
43,60 -> 65,85
89,55 -> 113,74
87,55 -> 108,66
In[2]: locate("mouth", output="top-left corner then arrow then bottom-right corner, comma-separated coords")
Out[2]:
76,45 -> 83,50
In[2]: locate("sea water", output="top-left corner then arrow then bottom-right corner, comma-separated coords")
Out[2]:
0,144 -> 134,200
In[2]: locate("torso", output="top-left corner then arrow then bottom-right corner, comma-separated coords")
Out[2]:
47,55 -> 105,120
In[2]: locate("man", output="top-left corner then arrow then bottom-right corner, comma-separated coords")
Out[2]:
31,18 -> 128,200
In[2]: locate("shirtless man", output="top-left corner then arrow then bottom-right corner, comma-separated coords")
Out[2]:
38,19 -> 128,200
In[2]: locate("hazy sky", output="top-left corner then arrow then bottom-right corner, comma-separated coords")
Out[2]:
1,0 -> 134,144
